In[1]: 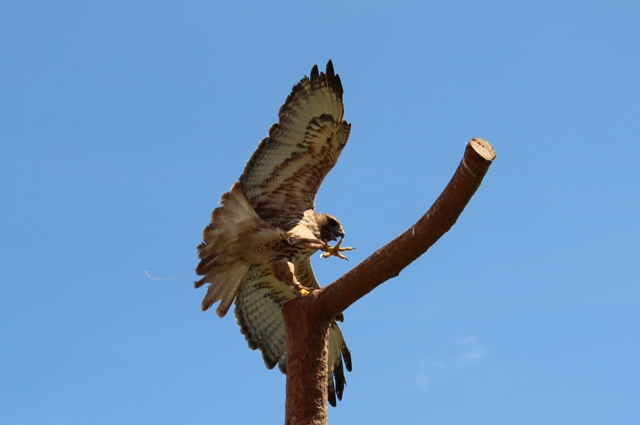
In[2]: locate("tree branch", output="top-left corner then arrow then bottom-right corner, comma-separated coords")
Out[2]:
283,138 -> 497,424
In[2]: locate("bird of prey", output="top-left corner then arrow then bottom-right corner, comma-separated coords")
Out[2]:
195,61 -> 353,406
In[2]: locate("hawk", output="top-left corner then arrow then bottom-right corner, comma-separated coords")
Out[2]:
195,61 -> 353,406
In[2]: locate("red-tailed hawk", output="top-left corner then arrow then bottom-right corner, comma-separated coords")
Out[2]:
195,61 -> 353,406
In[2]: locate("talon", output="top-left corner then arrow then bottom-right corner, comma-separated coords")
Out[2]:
320,238 -> 354,260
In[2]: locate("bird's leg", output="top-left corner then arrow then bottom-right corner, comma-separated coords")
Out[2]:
287,237 -> 326,251
270,259 -> 311,295
320,238 -> 354,260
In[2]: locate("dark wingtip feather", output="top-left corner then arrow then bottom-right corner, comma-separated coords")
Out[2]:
335,74 -> 343,95
326,60 -> 334,77
333,362 -> 346,401
325,60 -> 335,88
277,358 -> 287,374
343,346 -> 352,372
328,387 -> 337,407
263,356 -> 279,371
310,64 -> 319,80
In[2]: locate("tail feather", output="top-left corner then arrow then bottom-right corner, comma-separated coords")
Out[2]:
199,183 -> 258,255
200,265 -> 249,317
196,182 -> 258,317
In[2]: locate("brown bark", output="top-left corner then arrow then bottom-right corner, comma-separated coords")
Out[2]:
283,291 -> 331,425
283,138 -> 497,424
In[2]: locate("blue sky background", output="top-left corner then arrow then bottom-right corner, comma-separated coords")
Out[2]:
2,1 -> 639,424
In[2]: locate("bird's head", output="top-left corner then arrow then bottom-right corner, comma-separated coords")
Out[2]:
316,213 -> 345,242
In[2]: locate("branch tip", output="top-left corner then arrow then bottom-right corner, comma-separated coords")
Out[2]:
469,137 -> 496,162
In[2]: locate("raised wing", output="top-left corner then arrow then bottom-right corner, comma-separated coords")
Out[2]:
234,262 -> 352,406
239,60 -> 351,220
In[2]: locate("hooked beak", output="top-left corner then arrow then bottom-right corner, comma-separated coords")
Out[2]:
332,226 -> 345,241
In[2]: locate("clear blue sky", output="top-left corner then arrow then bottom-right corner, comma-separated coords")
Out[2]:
2,1 -> 639,424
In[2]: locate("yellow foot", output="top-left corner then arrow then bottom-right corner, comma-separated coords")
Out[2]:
320,238 -> 354,260
293,281 -> 312,295
297,287 -> 311,296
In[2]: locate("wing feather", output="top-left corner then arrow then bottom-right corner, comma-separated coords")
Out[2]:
234,259 -> 351,406
293,256 -> 321,289
197,62 -> 352,406
201,265 -> 250,317
239,60 -> 351,219
235,263 -> 293,369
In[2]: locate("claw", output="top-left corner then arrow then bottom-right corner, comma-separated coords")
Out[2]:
320,238 -> 354,260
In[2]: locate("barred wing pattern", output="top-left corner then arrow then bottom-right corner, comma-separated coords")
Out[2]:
233,61 -> 353,406
234,260 -> 352,406
239,60 -> 351,220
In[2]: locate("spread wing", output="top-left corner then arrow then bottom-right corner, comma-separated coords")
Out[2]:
234,261 -> 352,406
239,60 -> 351,220
199,61 -> 353,405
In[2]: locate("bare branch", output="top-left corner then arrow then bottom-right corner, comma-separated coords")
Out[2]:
283,138 -> 497,424
319,137 -> 496,318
